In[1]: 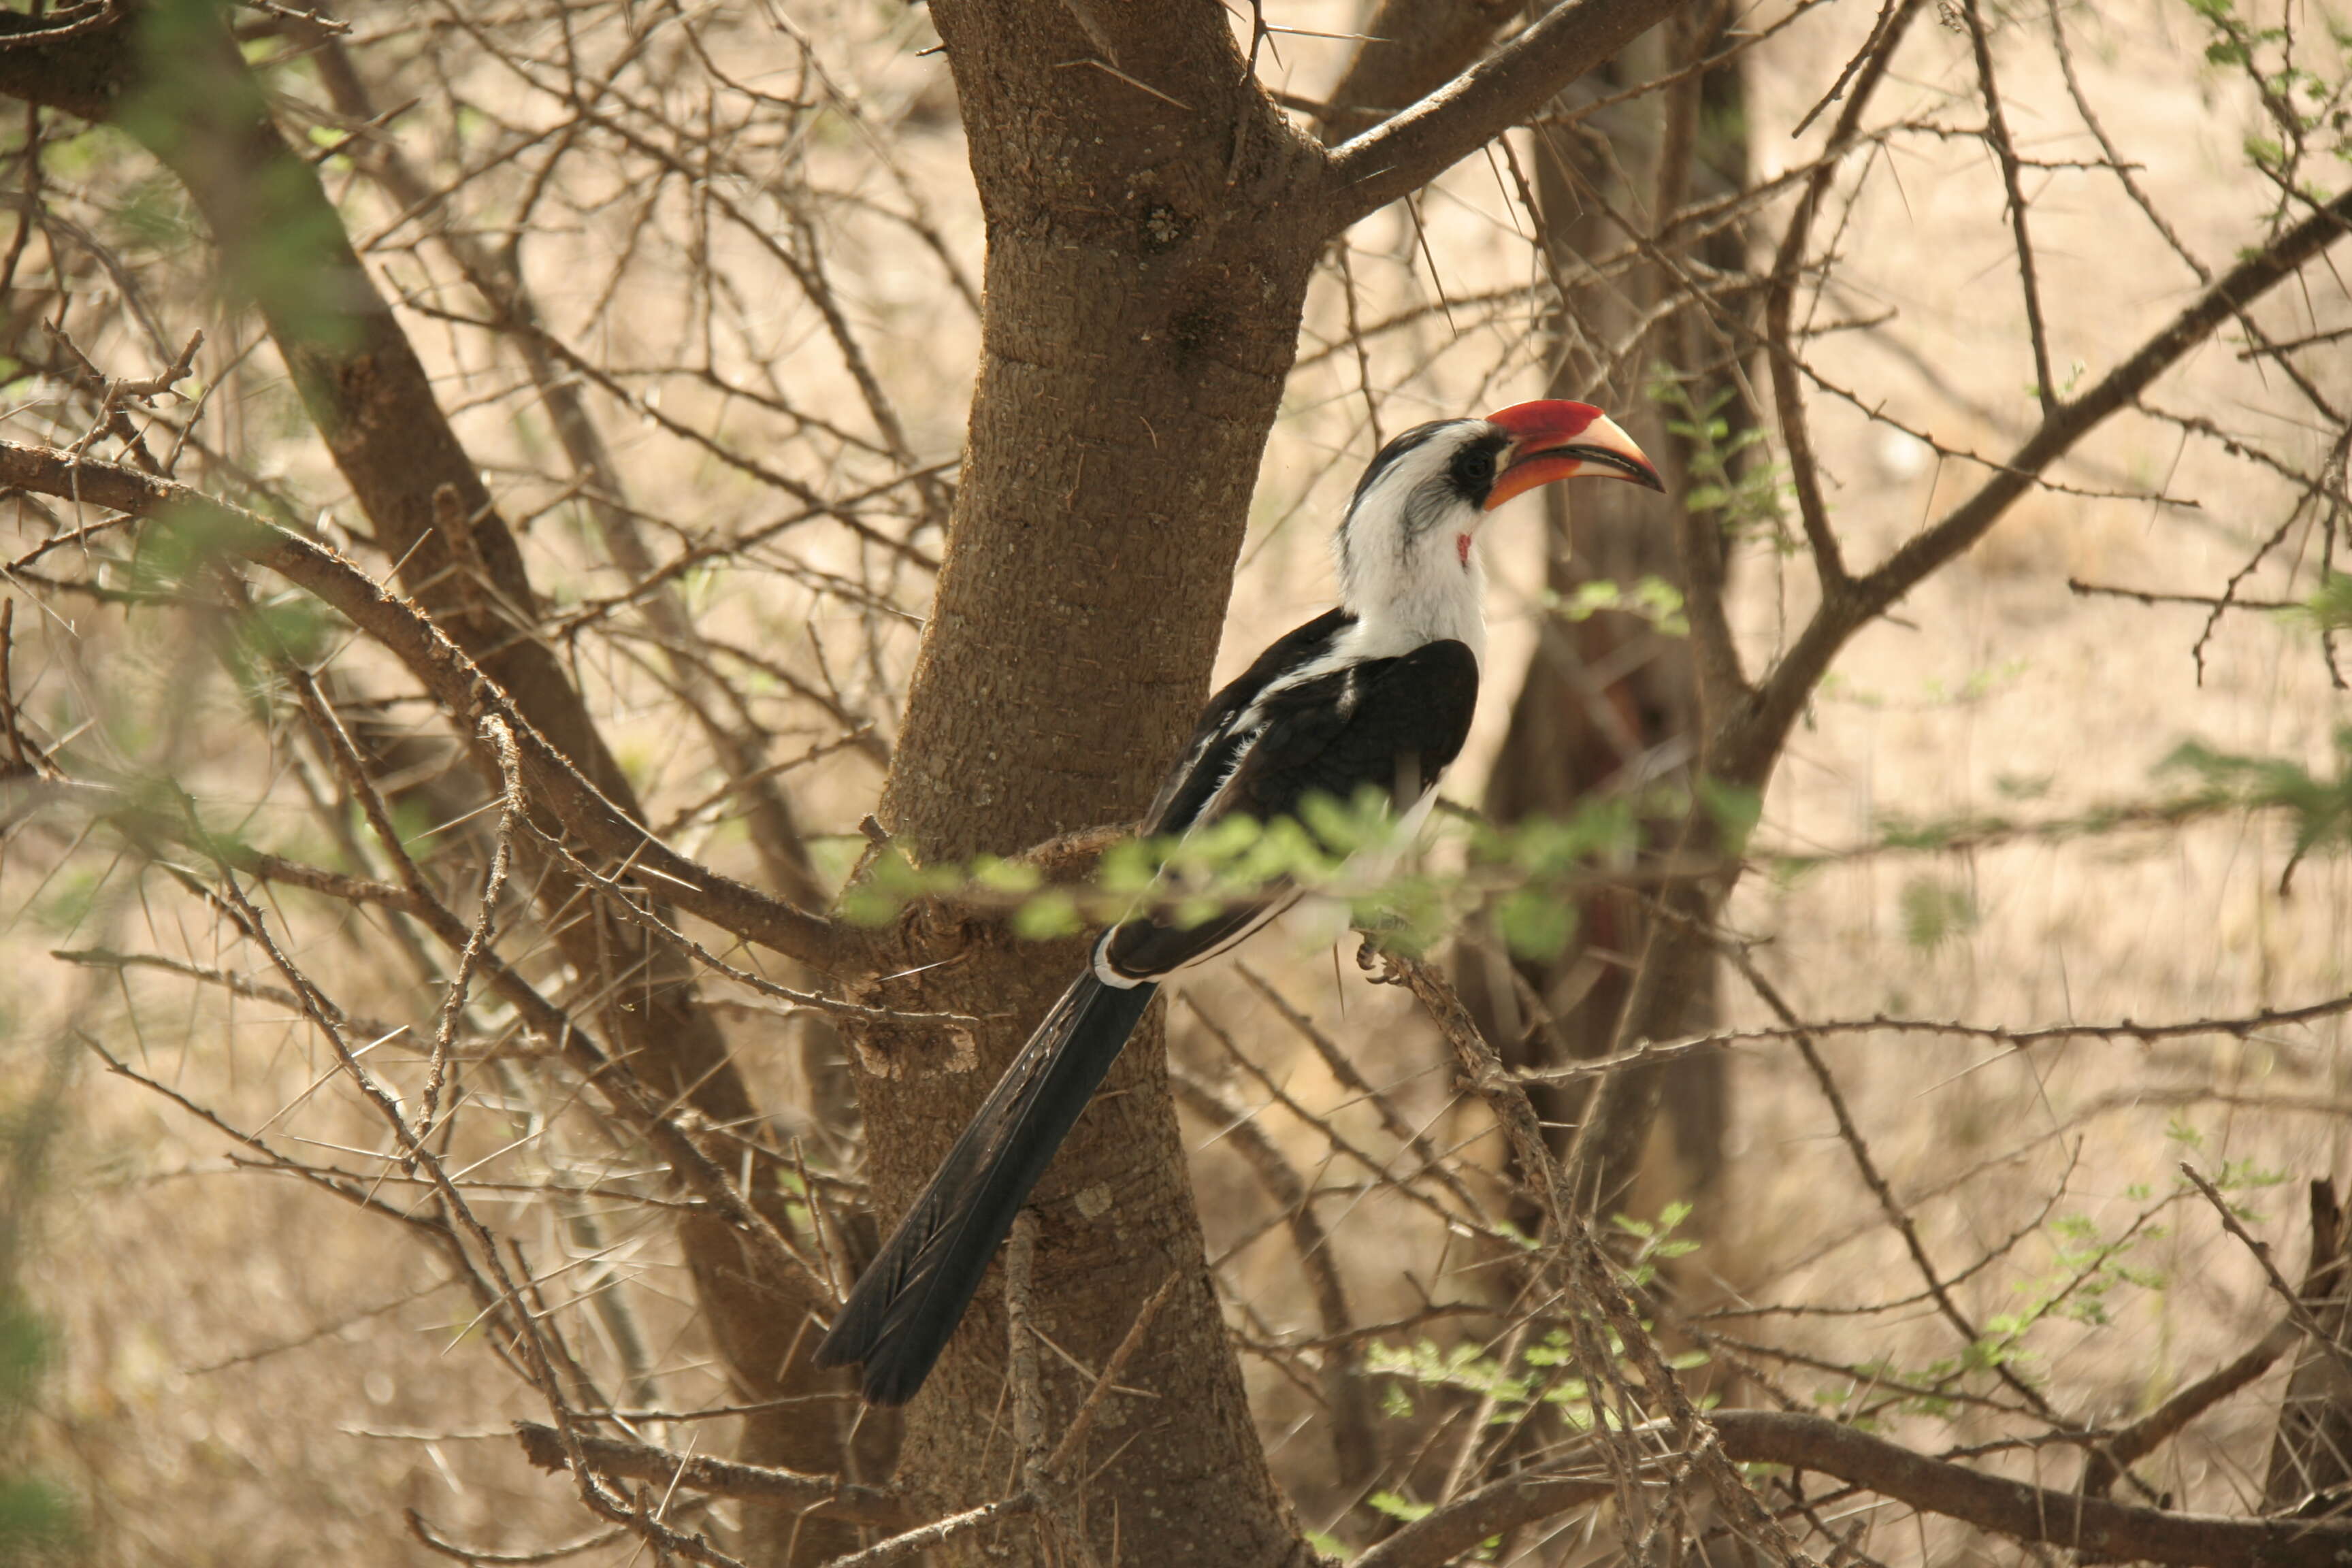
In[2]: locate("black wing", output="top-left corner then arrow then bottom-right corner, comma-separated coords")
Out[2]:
1100,638 -> 1480,980
1143,608 -> 1351,836
815,636 -> 1477,1405
1212,639 -> 1481,824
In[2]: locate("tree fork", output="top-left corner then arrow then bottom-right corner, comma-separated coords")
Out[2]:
845,0 -> 1689,1556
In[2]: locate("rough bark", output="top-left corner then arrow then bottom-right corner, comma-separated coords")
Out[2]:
847,5 -> 1325,1560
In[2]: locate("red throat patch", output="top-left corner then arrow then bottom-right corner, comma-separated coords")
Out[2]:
1456,533 -> 1472,568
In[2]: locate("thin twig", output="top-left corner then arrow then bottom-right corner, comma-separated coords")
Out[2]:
1961,0 -> 2057,419
2181,1163 -> 2352,1384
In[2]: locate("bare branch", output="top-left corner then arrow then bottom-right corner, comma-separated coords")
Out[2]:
1367,948 -> 1810,1565
511,1423 -> 902,1527
811,1496 -> 1040,1568
0,438 -> 866,975
1353,1469 -> 1615,1568
1735,181 -> 2352,781
1324,0 -> 1691,229
1169,1063 -> 1376,1485
1317,0 -> 1518,144
2082,1317 -> 2298,1497
1364,1411 -> 2352,1568
1762,0 -> 1923,601
1961,0 -> 2058,419
1514,985 -> 2352,1075
2183,1163 -> 2352,1386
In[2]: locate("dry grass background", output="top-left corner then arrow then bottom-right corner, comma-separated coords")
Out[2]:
5,0 -> 2350,1561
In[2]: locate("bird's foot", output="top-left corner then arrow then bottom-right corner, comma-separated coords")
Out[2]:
1352,929 -> 1409,985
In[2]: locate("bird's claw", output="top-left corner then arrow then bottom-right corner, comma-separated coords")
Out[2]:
1352,930 -> 1406,983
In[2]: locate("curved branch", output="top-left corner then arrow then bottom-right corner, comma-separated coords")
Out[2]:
1728,181 -> 2352,785
1358,1410 -> 2352,1568
536,1364 -> 2349,1568
1762,0 -> 1923,597
2082,1316 -> 2296,1496
1354,1473 -> 1614,1568
1322,0 -> 1690,230
0,440 -> 868,977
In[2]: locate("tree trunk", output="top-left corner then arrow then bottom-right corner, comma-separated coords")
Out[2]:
838,2 -> 1693,1552
2,2 -> 1697,1558
839,4 -> 1328,1561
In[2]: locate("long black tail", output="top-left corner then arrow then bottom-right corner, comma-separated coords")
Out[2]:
815,972 -> 1159,1405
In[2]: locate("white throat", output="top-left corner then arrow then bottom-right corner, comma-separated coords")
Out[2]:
1339,532 -> 1486,663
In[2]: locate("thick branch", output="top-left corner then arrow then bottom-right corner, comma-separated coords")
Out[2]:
529,1352 -> 2351,1568
1323,0 -> 1690,228
1317,0 -> 1520,144
2082,1317 -> 2296,1496
1361,1410 -> 2352,1568
1717,1411 -> 2352,1568
0,440 -> 866,976
0,5 -> 132,121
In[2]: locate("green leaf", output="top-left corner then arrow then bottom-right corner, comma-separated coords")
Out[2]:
1495,887 -> 1573,960
1367,1492 -> 1435,1524
1899,875 -> 1976,953
971,856 -> 1042,896
1304,1529 -> 1354,1561
1011,890 -> 1081,939
1698,778 -> 1762,851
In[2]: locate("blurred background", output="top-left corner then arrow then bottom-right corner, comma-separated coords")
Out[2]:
1,0 -> 2349,1561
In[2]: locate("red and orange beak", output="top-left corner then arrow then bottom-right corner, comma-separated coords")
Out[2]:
1480,399 -> 1663,510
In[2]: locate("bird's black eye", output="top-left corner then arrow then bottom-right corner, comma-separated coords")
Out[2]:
1452,444 -> 1498,494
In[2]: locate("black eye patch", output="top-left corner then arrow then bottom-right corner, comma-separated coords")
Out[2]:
1447,434 -> 1509,504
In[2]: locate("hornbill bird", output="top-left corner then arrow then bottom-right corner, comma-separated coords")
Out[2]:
817,400 -> 1663,1405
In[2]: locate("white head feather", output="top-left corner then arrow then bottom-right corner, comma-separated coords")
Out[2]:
1333,419 -> 1500,666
